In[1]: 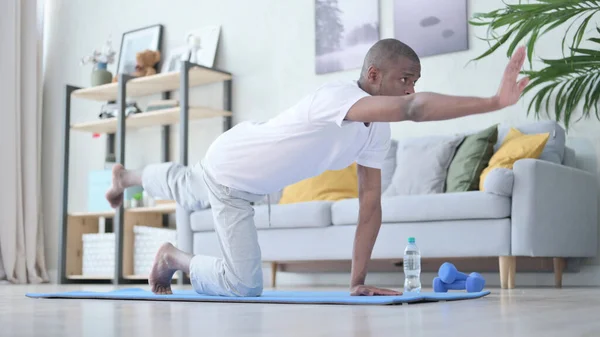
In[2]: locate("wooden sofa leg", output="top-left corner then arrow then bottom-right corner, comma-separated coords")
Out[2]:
553,258 -> 566,288
499,256 -> 516,289
271,262 -> 278,288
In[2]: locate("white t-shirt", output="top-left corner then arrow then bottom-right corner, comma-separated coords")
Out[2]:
203,80 -> 391,195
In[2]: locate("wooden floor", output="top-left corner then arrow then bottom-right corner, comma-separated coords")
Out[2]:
2,284 -> 600,336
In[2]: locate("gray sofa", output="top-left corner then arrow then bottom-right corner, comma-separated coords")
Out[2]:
175,121 -> 598,289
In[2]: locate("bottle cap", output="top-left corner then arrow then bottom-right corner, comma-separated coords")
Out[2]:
408,237 -> 415,244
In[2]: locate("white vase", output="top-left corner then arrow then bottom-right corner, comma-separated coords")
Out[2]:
143,191 -> 155,207
131,199 -> 139,208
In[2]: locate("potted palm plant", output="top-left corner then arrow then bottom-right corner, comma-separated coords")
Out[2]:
469,0 -> 600,130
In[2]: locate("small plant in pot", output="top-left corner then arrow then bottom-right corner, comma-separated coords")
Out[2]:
81,36 -> 116,87
131,192 -> 143,208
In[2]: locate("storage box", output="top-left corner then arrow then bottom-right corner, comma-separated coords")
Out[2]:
133,226 -> 177,276
82,233 -> 115,277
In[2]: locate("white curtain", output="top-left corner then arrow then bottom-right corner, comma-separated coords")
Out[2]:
0,0 -> 49,283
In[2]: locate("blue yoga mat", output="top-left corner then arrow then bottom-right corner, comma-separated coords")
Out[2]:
26,288 -> 490,305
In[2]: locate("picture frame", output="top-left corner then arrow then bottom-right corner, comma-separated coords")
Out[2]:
184,25 -> 221,68
116,24 -> 163,76
393,0 -> 469,58
160,46 -> 190,73
315,0 -> 380,74
160,25 -> 221,73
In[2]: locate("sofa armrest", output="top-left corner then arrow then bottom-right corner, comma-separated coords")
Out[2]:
175,205 -> 194,254
511,158 -> 598,257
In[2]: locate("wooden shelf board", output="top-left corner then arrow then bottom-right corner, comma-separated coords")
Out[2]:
126,203 -> 177,214
67,275 -> 112,280
71,106 -> 231,134
68,204 -> 177,218
124,274 -> 179,280
69,210 -> 115,218
71,67 -> 232,101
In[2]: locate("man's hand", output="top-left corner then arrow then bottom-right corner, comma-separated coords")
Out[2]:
494,45 -> 530,109
350,285 -> 402,296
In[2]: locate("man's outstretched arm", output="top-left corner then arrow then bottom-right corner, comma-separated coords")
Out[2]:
350,164 -> 401,296
346,46 -> 530,123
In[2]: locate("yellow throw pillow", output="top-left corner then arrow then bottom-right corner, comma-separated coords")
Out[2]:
279,163 -> 359,204
479,128 -> 550,191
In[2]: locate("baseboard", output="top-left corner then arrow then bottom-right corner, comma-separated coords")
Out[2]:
275,257 -> 562,274
266,268 -> 600,288
263,257 -> 600,288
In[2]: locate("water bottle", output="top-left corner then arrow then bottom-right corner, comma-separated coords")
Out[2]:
403,237 -> 421,293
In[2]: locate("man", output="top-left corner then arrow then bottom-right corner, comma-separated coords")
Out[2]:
106,39 -> 529,297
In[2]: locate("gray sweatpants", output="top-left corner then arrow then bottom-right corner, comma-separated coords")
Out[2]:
141,161 -> 265,297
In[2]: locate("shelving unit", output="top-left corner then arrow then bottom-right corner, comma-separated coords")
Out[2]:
58,62 -> 232,284
70,67 -> 232,101
71,106 -> 231,134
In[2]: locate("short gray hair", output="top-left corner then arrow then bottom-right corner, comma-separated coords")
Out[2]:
359,39 -> 419,81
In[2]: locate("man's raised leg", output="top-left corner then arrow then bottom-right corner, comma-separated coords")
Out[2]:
105,161 -> 212,294
105,162 -> 210,211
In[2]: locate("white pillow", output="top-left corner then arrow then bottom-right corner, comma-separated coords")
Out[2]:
383,135 -> 464,196
482,168 -> 514,197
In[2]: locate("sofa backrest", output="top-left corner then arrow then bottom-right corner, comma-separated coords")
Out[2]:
381,121 -> 596,194
495,120 -> 566,165
563,137 -> 597,175
261,121 -> 594,202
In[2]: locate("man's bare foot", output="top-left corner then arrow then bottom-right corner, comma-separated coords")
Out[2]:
105,164 -> 126,208
149,243 -> 183,295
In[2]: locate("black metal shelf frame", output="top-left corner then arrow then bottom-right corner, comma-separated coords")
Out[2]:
57,61 -> 232,284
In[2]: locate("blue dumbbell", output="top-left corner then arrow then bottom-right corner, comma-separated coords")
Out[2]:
433,272 -> 485,293
438,262 -> 469,284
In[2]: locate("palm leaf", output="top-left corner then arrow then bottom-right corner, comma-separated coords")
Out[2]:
469,0 -> 600,128
522,48 -> 600,130
470,0 -> 600,64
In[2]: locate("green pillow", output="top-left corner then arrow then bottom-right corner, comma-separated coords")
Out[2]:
445,124 -> 498,192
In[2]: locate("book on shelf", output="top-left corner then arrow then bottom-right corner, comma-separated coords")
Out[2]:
146,99 -> 179,111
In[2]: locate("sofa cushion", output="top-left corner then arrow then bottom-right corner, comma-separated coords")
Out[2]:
563,146 -> 576,167
482,168 -> 514,197
446,124 -> 498,192
190,201 -> 333,232
480,127 -> 550,191
190,205 -> 271,232
266,201 -> 333,229
278,163 -> 358,204
496,121 -> 565,164
331,191 -> 511,225
383,135 -> 464,196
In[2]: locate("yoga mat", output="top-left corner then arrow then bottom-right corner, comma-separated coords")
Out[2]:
26,288 -> 490,305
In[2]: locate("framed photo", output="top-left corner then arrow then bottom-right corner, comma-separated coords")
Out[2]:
160,46 -> 190,73
185,25 -> 221,68
394,0 -> 468,57
116,24 -> 163,76
315,0 -> 380,74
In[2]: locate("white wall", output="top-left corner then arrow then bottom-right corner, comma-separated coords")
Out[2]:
42,0 -> 600,286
